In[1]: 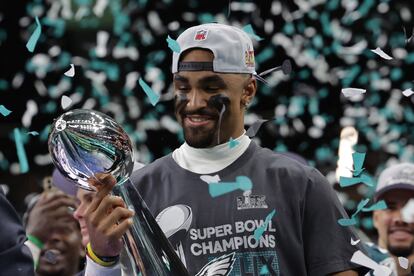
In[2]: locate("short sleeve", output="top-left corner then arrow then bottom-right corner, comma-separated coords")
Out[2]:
303,168 -> 365,275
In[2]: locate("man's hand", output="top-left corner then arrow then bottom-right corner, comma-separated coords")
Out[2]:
84,173 -> 134,257
26,191 -> 78,243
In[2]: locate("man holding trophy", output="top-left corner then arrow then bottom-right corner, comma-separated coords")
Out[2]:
49,24 -> 366,275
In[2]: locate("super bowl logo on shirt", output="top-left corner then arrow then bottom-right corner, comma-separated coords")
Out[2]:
245,50 -> 255,67
194,30 -> 208,41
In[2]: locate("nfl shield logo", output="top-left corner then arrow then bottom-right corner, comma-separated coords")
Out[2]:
194,30 -> 208,41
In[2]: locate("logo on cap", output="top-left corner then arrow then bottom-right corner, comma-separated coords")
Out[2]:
245,50 -> 255,67
194,30 -> 208,41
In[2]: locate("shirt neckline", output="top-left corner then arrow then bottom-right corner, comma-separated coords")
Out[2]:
165,141 -> 258,179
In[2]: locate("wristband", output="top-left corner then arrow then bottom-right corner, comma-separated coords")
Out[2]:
27,234 -> 44,250
86,242 -> 119,267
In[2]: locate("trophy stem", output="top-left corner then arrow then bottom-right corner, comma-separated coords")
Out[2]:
112,179 -> 190,276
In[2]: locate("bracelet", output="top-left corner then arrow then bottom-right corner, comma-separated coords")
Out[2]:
27,234 -> 44,250
86,242 -> 119,267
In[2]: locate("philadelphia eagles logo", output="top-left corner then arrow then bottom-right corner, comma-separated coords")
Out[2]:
195,252 -> 236,276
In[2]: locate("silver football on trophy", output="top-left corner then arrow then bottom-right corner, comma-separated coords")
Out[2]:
48,109 -> 134,191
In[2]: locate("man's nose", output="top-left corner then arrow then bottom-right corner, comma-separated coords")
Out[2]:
391,209 -> 406,224
73,204 -> 84,220
187,90 -> 208,109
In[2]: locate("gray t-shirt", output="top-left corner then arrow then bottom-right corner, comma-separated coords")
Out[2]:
130,141 -> 363,275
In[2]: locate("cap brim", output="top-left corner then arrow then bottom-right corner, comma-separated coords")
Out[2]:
375,183 -> 414,201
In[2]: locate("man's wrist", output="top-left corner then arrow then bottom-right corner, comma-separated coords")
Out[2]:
86,242 -> 120,267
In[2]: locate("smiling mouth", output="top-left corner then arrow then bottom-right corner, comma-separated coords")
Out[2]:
388,228 -> 414,239
184,115 -> 215,127
389,227 -> 413,234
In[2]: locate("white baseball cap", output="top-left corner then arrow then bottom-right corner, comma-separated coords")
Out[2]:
172,23 -> 257,75
375,163 -> 414,200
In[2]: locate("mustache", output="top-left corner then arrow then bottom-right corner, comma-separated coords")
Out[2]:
179,108 -> 218,118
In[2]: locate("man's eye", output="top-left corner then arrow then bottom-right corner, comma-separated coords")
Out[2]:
177,87 -> 190,91
205,87 -> 220,92
386,204 -> 397,210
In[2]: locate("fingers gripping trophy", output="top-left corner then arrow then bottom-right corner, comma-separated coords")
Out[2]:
48,109 -> 189,276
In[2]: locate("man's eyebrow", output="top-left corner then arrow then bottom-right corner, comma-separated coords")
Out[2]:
173,75 -> 188,83
198,75 -> 226,87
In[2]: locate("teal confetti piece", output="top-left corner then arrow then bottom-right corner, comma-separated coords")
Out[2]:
338,217 -> 357,226
0,105 -> 12,116
208,176 -> 252,197
27,131 -> 39,136
339,173 -> 374,187
254,209 -> 276,241
166,35 -> 180,53
26,16 -> 42,53
361,217 -> 374,230
357,0 -> 375,17
260,265 -> 270,275
339,176 -> 363,187
355,198 -> 370,214
359,173 -> 374,187
339,151 -> 373,187
352,152 -> 366,176
255,47 -> 274,64
242,24 -> 263,41
338,199 -> 369,226
229,137 -> 240,149
362,200 -> 387,212
138,78 -> 160,106
342,66 -> 361,87
13,128 -> 29,173
0,79 -> 9,90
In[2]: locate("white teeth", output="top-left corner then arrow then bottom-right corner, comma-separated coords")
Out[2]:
190,117 -> 207,122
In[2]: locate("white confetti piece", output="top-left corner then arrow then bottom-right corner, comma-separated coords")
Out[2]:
339,40 -> 367,55
96,31 -> 109,58
370,47 -> 393,60
341,88 -> 366,98
351,238 -> 360,245
12,72 -> 24,89
401,198 -> 414,223
61,95 -> 72,110
93,0 -> 108,17
350,250 -> 392,276
64,64 -> 75,77
21,100 -> 38,127
398,257 -> 409,269
34,80 -> 47,96
113,46 -> 139,60
200,175 -> 221,184
402,88 -> 414,97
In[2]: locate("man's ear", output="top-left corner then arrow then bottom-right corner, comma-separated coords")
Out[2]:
241,77 -> 257,106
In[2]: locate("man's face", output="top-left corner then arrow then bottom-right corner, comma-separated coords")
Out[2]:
73,189 -> 94,247
36,218 -> 83,276
373,189 -> 414,257
173,49 -> 256,148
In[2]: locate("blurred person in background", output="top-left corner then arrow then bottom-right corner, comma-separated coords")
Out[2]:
0,188 -> 35,276
366,163 -> 414,275
53,166 -> 141,276
24,174 -> 84,276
